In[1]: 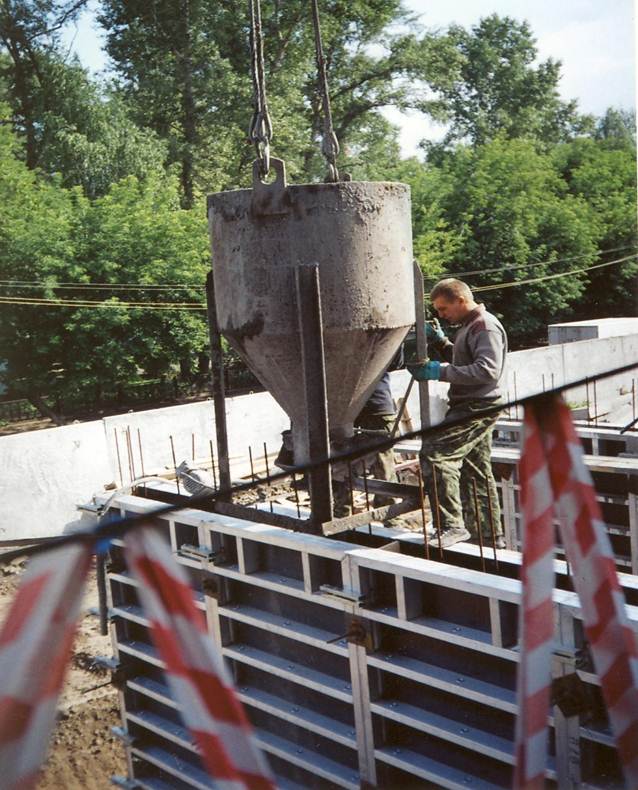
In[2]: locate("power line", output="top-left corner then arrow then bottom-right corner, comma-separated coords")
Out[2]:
1,357 -> 637,567
0,281 -> 205,291
437,244 -> 637,280
473,254 -> 636,293
0,253 -> 633,312
1,244 -> 635,292
0,296 -> 206,311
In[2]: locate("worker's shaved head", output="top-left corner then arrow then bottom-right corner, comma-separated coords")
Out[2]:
430,278 -> 473,303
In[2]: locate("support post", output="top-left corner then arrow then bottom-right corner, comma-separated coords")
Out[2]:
205,270 -> 231,498
295,264 -> 333,528
413,261 -> 432,433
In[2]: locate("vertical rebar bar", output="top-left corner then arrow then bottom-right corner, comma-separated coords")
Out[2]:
137,428 -> 146,479
585,377 -> 591,422
513,372 -> 519,420
209,440 -> 218,490
362,461 -> 371,511
593,379 -> 598,426
431,462 -> 444,559
633,379 -> 636,424
472,478 -> 486,572
417,465 -> 430,561
249,445 -> 257,508
170,435 -> 180,495
96,554 -> 108,637
347,460 -> 355,515
114,428 -> 123,485
542,373 -> 546,393
192,433 -> 196,461
263,442 -> 273,513
551,373 -> 555,391
248,446 -> 256,481
292,472 -> 301,518
485,476 -> 500,572
125,426 -> 135,482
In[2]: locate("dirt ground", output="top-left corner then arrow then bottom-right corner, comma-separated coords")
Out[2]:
0,560 -> 127,789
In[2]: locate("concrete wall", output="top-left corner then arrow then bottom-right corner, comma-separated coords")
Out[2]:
1,332 -> 635,542
103,391 -> 288,484
548,317 -> 638,345
0,420 -> 113,543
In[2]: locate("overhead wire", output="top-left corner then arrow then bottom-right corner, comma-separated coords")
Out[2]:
0,296 -> 205,311
473,253 -> 637,293
1,357 -> 637,567
0,252 -> 633,311
438,243 -> 637,280
0,243 -> 634,292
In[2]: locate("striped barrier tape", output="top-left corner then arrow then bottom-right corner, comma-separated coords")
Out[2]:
126,526 -> 275,790
0,542 -> 92,789
515,396 -> 638,787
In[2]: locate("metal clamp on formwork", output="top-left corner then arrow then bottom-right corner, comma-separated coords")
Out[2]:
92,656 -> 129,691
111,727 -> 136,749
327,617 -> 372,650
111,777 -> 141,789
178,543 -> 218,563
319,584 -> 369,606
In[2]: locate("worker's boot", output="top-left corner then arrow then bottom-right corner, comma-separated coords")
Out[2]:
428,526 -> 470,548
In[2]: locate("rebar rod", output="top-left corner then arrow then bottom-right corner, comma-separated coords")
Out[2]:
417,465 -> 430,560
472,478 -> 486,572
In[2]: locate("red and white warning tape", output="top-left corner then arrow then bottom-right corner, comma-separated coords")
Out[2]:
515,397 -> 638,787
0,542 -> 92,790
126,527 -> 275,790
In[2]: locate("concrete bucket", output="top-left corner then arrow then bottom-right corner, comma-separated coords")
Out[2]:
207,159 -> 415,460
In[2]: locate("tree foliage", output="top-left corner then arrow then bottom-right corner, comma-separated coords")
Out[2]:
426,15 -> 593,152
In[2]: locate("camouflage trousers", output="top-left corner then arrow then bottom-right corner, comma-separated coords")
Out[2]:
333,414 -> 398,517
420,399 -> 502,538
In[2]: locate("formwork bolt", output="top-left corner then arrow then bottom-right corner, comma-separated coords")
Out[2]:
296,749 -> 303,754
288,664 -> 294,670
390,702 -> 397,708
283,621 -> 290,626
457,677 -> 465,683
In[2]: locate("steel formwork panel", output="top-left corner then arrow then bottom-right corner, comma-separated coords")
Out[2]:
101,493 -> 638,789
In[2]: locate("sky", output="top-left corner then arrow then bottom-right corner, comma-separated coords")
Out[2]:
62,0 -> 636,157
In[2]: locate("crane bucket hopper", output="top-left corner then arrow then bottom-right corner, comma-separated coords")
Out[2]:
207,159 -> 415,471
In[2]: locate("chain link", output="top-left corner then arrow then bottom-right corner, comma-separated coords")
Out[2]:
311,0 -> 340,182
248,0 -> 273,177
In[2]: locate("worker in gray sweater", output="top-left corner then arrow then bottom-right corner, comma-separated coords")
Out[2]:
408,278 -> 507,548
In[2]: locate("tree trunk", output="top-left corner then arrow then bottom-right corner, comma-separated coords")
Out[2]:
178,0 -> 197,209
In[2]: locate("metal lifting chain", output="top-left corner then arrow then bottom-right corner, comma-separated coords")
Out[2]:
310,0 -> 340,182
248,0 -> 273,178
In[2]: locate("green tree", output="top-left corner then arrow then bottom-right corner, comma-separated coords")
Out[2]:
0,106 -> 210,406
99,0 -> 458,200
554,126 -> 637,317
421,135 -> 598,343
426,14 -> 592,152
0,0 -> 88,167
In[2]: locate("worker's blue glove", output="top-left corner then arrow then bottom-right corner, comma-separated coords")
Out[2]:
425,318 -> 446,343
407,360 -> 441,381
